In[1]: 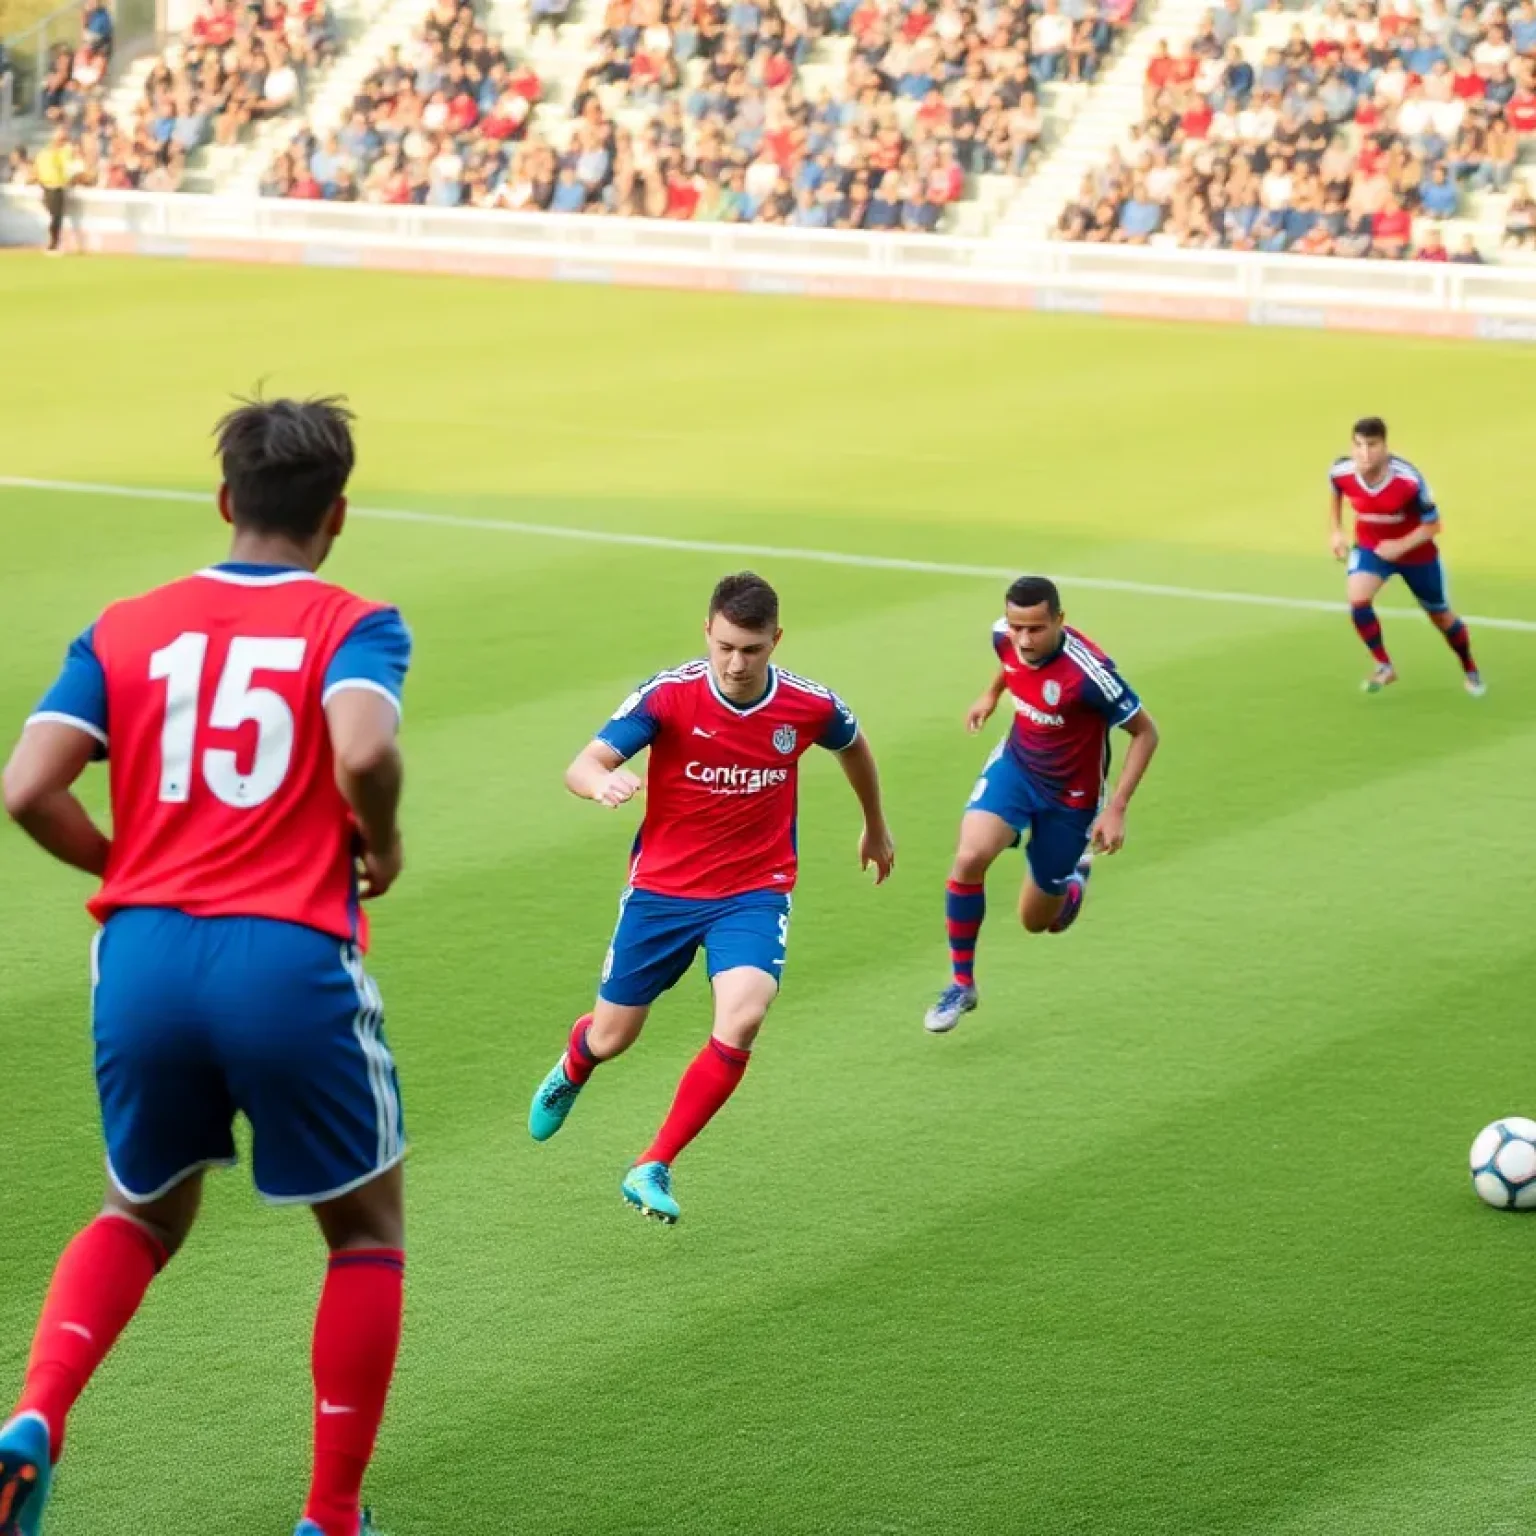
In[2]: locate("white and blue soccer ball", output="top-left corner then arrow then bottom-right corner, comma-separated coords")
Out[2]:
1470,1118 -> 1536,1210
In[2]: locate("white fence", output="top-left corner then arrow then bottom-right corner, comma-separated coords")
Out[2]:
6,186 -> 1536,342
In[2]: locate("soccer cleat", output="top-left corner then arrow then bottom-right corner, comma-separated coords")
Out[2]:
1361,664 -> 1397,693
1465,670 -> 1487,698
529,1059 -> 584,1142
924,983 -> 978,1034
0,1412 -> 52,1536
295,1511 -> 387,1536
1048,855 -> 1094,934
621,1161 -> 680,1224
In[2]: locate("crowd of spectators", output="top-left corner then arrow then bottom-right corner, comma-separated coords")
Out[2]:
262,0 -> 1139,228
0,0 -> 335,193
1058,0 -> 1536,256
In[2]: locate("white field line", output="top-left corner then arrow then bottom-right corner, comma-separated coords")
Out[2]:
3,474 -> 1533,633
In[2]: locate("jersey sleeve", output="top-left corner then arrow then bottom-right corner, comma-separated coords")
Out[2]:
991,621 -> 1010,663
816,692 -> 860,751
30,624 -> 109,755
1079,656 -> 1143,728
1410,471 -> 1440,521
323,608 -> 413,716
596,675 -> 671,761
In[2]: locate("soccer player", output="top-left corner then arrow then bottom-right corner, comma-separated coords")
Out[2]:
0,399 -> 410,1536
526,572 -> 895,1224
1329,416 -> 1484,696
924,576 -> 1159,1035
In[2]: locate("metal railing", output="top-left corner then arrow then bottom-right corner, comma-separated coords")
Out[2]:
0,0 -> 153,122
0,70 -> 13,151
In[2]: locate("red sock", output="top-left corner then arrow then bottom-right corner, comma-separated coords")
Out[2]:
15,1213 -> 167,1461
303,1249 -> 405,1536
562,1013 -> 599,1086
641,1037 -> 751,1166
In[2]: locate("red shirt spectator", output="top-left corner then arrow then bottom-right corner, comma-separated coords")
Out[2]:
630,48 -> 661,87
1508,90 -> 1536,132
762,123 -> 794,166
928,160 -> 963,203
1355,98 -> 1382,133
902,2 -> 933,40
850,0 -> 881,39
1181,96 -> 1213,136
1145,46 -> 1177,89
1416,238 -> 1449,260
916,90 -> 950,131
446,91 -> 478,131
1356,140 -> 1385,175
383,168 -> 411,203
1378,8 -> 1412,39
481,97 -> 527,138
1170,54 -> 1198,87
762,48 -> 792,89
1452,62 -> 1486,100
191,1 -> 237,46
665,171 -> 700,218
1373,204 -> 1411,242
291,171 -> 321,198
509,62 -> 541,100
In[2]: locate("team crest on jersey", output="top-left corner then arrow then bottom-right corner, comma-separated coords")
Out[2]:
773,725 -> 798,754
1043,681 -> 1062,706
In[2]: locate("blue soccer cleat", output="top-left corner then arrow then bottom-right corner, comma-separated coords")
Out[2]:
529,1059 -> 584,1143
0,1412 -> 52,1536
1049,856 -> 1093,935
924,982 -> 978,1034
295,1510 -> 386,1536
621,1161 -> 680,1224
1465,670 -> 1487,698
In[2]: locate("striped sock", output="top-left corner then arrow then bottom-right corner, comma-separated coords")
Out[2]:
563,1013 -> 599,1086
945,880 -> 985,988
1350,604 -> 1390,666
1441,619 -> 1476,674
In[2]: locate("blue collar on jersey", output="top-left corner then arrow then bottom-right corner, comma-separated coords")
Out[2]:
709,665 -> 776,713
215,560 -> 309,575
1022,634 -> 1066,671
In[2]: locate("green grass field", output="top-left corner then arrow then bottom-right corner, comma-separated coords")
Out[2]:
2,257 -> 1536,1536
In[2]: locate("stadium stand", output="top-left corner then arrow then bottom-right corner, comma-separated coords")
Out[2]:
257,0 -> 1140,229
5,0 -> 343,192
1055,0 -> 1536,258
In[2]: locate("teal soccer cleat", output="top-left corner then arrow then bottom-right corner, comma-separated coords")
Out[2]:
295,1510 -> 387,1536
529,1059 -> 584,1143
621,1161 -> 680,1224
0,1413 -> 52,1536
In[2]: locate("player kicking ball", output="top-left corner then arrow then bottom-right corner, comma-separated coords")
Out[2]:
0,399 -> 409,1536
924,576 -> 1159,1035
1329,416 -> 1484,696
527,572 -> 895,1224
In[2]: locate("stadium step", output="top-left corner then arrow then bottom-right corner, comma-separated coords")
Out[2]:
989,0 -> 1220,241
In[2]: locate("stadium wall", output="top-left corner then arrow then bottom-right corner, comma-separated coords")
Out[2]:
6,188 -> 1536,345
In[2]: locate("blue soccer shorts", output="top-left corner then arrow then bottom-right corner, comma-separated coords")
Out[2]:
1348,546 -> 1450,613
599,887 -> 792,1007
92,907 -> 405,1206
966,744 -> 1097,898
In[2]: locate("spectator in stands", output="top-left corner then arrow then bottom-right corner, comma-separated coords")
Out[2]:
1451,232 -> 1485,261
1415,224 -> 1449,259
1505,182 -> 1536,244
1371,195 -> 1412,257
1419,160 -> 1458,217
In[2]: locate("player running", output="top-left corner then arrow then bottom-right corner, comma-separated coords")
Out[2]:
924,576 -> 1159,1035
0,399 -> 409,1536
526,572 -> 895,1224
1329,416 -> 1484,696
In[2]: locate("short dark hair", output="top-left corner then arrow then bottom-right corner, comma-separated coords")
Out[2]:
1006,575 -> 1062,615
214,395 -> 356,540
709,572 -> 779,631
1353,416 -> 1388,442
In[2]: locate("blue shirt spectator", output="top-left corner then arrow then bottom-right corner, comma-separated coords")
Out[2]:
550,171 -> 586,211
1118,197 -> 1161,238
865,194 -> 901,229
1420,168 -> 1458,217
1223,54 -> 1255,102
1404,39 -> 1445,74
82,2 -> 113,50
1319,73 -> 1355,119
1513,9 -> 1536,51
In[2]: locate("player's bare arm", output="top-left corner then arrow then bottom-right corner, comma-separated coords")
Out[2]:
1,720 -> 111,876
566,739 -> 644,808
1329,487 -> 1349,562
1090,708 -> 1159,856
327,689 -> 405,899
967,667 -> 1008,733
834,732 -> 895,884
1375,516 -> 1440,564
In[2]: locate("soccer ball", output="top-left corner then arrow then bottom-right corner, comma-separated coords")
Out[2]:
1469,1118 -> 1536,1210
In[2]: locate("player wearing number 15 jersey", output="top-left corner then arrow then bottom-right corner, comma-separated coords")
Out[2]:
526,572 -> 896,1225
0,399 -> 408,1536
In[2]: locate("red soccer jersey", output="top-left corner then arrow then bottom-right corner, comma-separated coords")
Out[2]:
1329,455 -> 1440,564
32,563 -> 410,948
595,661 -> 860,900
993,623 -> 1142,809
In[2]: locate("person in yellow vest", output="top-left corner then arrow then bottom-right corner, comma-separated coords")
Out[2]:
34,126 -> 83,254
